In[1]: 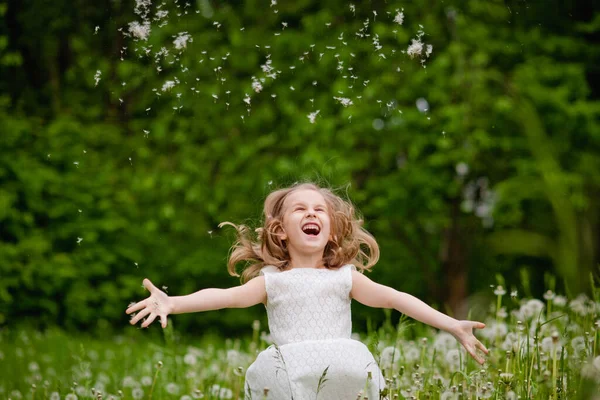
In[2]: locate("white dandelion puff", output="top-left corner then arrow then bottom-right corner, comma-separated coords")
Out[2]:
128,21 -> 151,41
407,39 -> 423,58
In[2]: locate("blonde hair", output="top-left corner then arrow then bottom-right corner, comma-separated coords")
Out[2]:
220,182 -> 380,283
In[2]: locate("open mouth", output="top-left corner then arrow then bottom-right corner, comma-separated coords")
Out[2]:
301,223 -> 321,236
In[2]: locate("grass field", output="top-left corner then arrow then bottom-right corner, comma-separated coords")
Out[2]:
1,286 -> 599,400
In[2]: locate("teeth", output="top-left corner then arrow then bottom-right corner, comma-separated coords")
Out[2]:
302,223 -> 320,233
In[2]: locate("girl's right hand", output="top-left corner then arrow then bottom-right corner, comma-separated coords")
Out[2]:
126,278 -> 173,328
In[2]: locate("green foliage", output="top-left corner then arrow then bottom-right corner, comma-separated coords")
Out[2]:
0,0 -> 599,333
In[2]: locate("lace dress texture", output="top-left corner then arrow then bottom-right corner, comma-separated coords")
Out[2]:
244,264 -> 385,400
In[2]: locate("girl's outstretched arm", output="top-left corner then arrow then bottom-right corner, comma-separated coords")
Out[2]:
126,277 -> 266,328
351,271 -> 489,364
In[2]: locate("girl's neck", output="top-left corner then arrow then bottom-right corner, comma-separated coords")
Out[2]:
287,252 -> 325,269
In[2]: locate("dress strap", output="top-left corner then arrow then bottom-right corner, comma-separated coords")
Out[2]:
260,265 -> 280,275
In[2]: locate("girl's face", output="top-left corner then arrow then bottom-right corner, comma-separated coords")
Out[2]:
280,189 -> 331,256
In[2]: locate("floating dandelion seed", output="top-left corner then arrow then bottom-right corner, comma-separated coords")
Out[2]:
173,32 -> 192,50
161,80 -> 176,91
426,44 -> 433,57
394,10 -> 404,25
307,110 -> 320,124
334,96 -> 353,107
407,39 -> 424,58
77,237 -> 83,244
94,70 -> 102,86
243,94 -> 251,105
94,26 -> 100,34
128,21 -> 151,41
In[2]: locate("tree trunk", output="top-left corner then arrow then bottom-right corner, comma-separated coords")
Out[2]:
439,197 -> 468,318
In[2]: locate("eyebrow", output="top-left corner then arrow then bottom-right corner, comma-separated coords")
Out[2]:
290,201 -> 327,208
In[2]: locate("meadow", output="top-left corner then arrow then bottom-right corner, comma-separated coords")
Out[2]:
1,285 -> 599,400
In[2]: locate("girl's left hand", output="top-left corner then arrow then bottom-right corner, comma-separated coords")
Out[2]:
451,320 -> 489,365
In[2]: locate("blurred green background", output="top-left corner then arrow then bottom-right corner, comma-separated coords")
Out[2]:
0,0 -> 599,338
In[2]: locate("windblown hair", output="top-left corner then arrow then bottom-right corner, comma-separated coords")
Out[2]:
221,183 -> 380,283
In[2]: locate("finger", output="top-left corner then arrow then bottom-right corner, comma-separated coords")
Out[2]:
472,321 -> 486,330
143,278 -> 159,294
126,300 -> 147,314
160,314 -> 168,329
141,313 -> 157,328
130,307 -> 151,325
477,340 -> 489,354
466,345 -> 484,365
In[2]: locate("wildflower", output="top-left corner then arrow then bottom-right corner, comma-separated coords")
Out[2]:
593,355 -> 600,370
521,299 -> 544,319
571,336 -> 587,357
570,294 -> 593,316
511,290 -> 518,299
434,332 -> 458,352
166,383 -> 180,395
226,349 -> 245,365
497,307 -> 508,319
494,286 -> 506,296
481,322 -> 508,341
380,347 -> 401,370
499,372 -> 514,383
192,389 -> 204,398
183,353 -> 197,365
50,392 -> 60,400
122,376 -> 137,388
553,295 -> 567,306
141,376 -> 152,386
543,290 -> 555,301
65,394 -> 78,400
131,388 -> 144,400
218,387 -> 233,399
28,362 -> 40,372
404,346 -> 420,363
180,396 -> 192,400
445,349 -> 461,370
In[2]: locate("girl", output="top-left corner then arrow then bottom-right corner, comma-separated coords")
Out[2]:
126,182 -> 488,399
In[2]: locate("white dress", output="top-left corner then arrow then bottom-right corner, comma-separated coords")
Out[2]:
245,264 -> 386,400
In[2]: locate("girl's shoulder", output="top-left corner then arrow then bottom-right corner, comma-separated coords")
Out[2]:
259,265 -> 280,275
